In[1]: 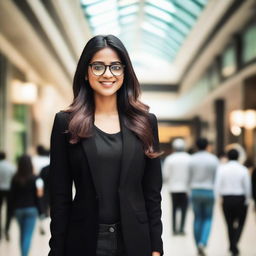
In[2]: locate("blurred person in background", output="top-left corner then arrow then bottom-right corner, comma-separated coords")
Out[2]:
189,138 -> 219,256
10,154 -> 44,256
0,151 -> 16,241
217,151 -> 228,164
32,145 -> 49,235
252,167 -> 256,211
38,164 -> 50,236
32,145 -> 50,176
215,149 -> 251,256
39,164 -> 50,217
163,138 -> 191,235
49,35 -> 163,256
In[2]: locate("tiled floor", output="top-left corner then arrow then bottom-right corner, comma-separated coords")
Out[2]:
0,184 -> 256,256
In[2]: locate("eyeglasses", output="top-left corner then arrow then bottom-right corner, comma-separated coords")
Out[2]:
89,63 -> 125,76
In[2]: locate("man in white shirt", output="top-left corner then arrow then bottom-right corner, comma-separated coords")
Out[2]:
163,138 -> 191,235
0,151 -> 16,240
215,149 -> 251,256
32,145 -> 49,175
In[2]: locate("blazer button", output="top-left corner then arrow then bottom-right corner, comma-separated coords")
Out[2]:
109,227 -> 115,233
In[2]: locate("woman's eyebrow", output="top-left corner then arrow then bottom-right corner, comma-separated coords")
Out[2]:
91,61 -> 122,64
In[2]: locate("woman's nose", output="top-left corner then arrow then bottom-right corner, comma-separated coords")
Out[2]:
102,66 -> 113,78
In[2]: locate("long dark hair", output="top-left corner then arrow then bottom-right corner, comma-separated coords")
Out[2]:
13,155 -> 34,185
66,35 -> 161,158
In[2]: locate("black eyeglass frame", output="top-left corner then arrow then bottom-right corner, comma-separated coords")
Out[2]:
89,63 -> 125,76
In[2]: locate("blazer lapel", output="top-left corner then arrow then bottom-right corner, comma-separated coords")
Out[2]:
119,115 -> 136,187
81,135 -> 102,197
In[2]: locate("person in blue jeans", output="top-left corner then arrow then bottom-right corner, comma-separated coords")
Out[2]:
10,155 -> 44,256
191,189 -> 214,253
189,138 -> 219,256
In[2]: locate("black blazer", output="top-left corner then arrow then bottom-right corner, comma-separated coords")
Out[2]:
49,111 -> 163,256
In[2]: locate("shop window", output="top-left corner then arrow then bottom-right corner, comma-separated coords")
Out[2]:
221,44 -> 237,78
242,23 -> 256,64
208,63 -> 220,91
12,104 -> 29,160
0,54 -> 7,148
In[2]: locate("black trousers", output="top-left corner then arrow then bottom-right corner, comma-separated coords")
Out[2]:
222,195 -> 248,254
0,190 -> 12,238
96,222 -> 126,256
170,192 -> 188,233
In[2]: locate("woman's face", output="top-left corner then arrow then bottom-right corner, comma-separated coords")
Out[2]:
88,47 -> 124,97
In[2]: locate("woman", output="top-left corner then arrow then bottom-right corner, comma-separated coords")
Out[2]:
10,154 -> 43,256
49,35 -> 163,256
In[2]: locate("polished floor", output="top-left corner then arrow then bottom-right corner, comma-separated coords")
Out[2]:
0,184 -> 256,256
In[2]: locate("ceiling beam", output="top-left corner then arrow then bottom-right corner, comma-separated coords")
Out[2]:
26,0 -> 76,78
0,0 -> 72,98
48,0 -> 92,59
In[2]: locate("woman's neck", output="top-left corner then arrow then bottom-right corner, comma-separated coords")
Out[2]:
94,94 -> 118,116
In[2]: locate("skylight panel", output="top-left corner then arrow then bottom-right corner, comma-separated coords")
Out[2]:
93,24 -> 121,36
145,16 -> 169,31
143,40 -> 176,57
166,28 -> 184,43
172,19 -> 190,35
93,20 -> 120,30
146,0 -> 176,14
86,0 -> 116,16
141,22 -> 167,38
89,10 -> 118,27
142,33 -> 177,54
118,0 -> 139,7
177,1 -> 201,17
81,0 -> 101,5
175,7 -> 196,25
195,0 -> 208,6
144,5 -> 173,23
119,5 -> 139,16
145,17 -> 186,40
80,0 -> 208,64
120,15 -> 137,24
141,44 -> 174,60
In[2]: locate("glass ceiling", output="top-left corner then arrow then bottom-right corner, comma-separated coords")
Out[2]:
80,0 -> 208,63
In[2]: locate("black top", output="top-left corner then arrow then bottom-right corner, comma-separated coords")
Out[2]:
94,125 -> 122,224
10,175 -> 38,210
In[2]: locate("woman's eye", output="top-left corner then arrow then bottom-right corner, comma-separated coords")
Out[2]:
94,65 -> 104,70
111,65 -> 121,70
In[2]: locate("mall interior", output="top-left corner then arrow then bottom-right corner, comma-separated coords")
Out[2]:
0,0 -> 256,255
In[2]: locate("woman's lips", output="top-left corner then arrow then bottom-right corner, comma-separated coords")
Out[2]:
99,81 -> 115,88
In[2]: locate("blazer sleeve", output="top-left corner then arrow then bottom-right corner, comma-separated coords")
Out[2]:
142,113 -> 163,255
49,112 -> 72,256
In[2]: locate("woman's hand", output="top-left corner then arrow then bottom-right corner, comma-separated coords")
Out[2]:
152,251 -> 161,256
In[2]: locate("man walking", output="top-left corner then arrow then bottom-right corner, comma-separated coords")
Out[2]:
163,138 -> 191,235
215,149 -> 251,256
